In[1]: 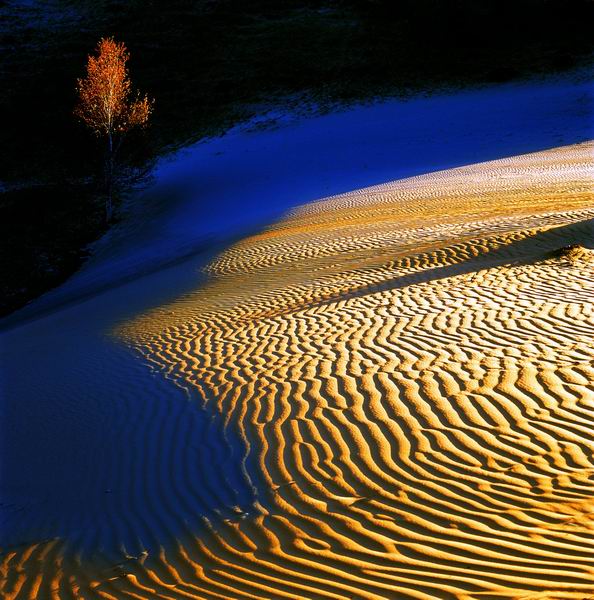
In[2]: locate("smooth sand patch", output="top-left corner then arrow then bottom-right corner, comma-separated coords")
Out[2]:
2,142 -> 593,599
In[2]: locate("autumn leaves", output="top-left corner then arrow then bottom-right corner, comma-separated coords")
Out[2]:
75,38 -> 154,221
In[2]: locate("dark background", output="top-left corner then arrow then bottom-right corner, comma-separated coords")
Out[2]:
1,0 -> 593,316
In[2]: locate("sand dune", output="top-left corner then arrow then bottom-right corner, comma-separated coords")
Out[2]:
2,142 -> 594,599
10,76 -> 591,326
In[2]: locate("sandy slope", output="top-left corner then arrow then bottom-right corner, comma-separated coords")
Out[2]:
8,76 -> 591,326
3,141 -> 592,599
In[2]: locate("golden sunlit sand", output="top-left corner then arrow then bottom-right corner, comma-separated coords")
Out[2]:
3,142 -> 594,599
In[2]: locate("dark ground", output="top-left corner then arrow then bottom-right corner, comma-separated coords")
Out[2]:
1,0 -> 593,317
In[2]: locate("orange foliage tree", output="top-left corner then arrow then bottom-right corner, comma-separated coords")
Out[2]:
75,37 -> 153,220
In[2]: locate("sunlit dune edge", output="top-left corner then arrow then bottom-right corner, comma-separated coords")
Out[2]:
3,141 -> 594,599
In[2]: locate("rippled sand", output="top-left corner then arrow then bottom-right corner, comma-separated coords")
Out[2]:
3,142 -> 594,599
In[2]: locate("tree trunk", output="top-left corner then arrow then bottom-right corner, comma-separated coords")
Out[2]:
105,133 -> 114,222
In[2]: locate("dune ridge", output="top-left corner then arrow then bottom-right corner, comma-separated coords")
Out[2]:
2,142 -> 594,599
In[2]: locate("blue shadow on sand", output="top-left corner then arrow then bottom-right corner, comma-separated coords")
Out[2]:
1,337 -> 257,559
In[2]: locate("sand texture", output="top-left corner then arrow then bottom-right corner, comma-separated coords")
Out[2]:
2,142 -> 594,599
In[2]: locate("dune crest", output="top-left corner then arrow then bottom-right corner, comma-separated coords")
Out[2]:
3,142 -> 594,599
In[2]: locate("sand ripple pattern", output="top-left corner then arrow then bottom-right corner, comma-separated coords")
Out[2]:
3,142 -> 594,599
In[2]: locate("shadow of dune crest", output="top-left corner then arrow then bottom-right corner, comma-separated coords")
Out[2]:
336,216 -> 594,301
223,213 -> 594,323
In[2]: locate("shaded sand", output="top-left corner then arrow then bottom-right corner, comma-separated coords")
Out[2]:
2,142 -> 594,599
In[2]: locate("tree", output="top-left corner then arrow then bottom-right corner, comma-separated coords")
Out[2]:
75,37 -> 153,221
